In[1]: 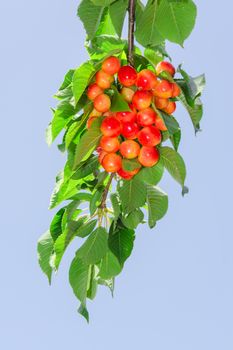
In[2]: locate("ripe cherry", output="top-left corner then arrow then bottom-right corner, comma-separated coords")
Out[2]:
116,104 -> 137,123
132,90 -> 152,110
102,153 -> 122,172
121,121 -> 139,139
138,126 -> 161,147
154,96 -> 169,110
120,140 -> 140,159
120,87 -> 135,103
117,167 -> 140,180
94,93 -> 111,113
118,65 -> 137,87
154,115 -> 167,131
136,69 -> 158,90
98,150 -> 107,164
164,101 -> 176,115
138,146 -> 160,167
100,136 -> 120,153
156,61 -> 176,77
172,83 -> 181,97
137,107 -> 156,126
95,70 -> 114,89
153,80 -> 173,99
87,83 -> 103,100
102,56 -> 121,75
100,116 -> 121,137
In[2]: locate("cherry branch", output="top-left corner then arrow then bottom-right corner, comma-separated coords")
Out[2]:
127,0 -> 136,67
99,173 -> 115,209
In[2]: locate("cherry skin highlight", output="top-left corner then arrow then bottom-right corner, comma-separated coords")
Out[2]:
120,140 -> 140,159
137,107 -> 156,126
136,69 -> 158,90
100,116 -> 121,137
95,70 -> 114,89
87,83 -> 103,100
102,153 -> 122,172
156,61 -> 176,77
102,56 -> 121,75
118,65 -> 137,87
94,93 -> 111,113
132,90 -> 152,110
121,121 -> 140,139
138,146 -> 160,167
138,126 -> 162,147
116,104 -> 137,123
100,136 -> 120,153
153,80 -> 173,99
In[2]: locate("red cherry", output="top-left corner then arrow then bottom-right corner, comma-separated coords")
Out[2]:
95,70 -> 114,89
153,80 -> 173,99
118,65 -> 137,87
164,101 -> 176,115
121,121 -> 139,139
117,167 -> 140,180
156,61 -> 176,77
154,115 -> 167,131
87,83 -> 103,100
132,90 -> 152,110
172,83 -> 181,97
98,150 -> 107,164
138,146 -> 160,167
138,126 -> 161,147
100,136 -> 120,153
136,69 -> 158,90
137,107 -> 156,126
102,153 -> 122,172
100,117 -> 121,137
120,87 -> 135,103
94,93 -> 111,113
102,56 -> 121,75
119,140 -> 140,159
154,97 -> 169,110
116,104 -> 137,123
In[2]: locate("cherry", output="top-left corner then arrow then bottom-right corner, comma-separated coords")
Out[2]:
138,126 -> 161,147
164,101 -> 176,115
137,107 -> 156,126
153,80 -> 173,99
121,121 -> 139,139
94,93 -> 111,113
118,65 -> 137,87
100,136 -> 120,153
117,167 -> 140,180
138,146 -> 160,167
154,115 -> 167,131
156,61 -> 176,77
116,104 -> 137,123
120,140 -> 140,159
102,56 -> 121,75
87,83 -> 103,100
132,90 -> 152,110
154,97 -> 169,110
100,116 -> 121,137
102,153 -> 122,172
95,70 -> 114,89
98,150 -> 107,164
136,69 -> 158,90
172,83 -> 181,97
120,87 -> 135,103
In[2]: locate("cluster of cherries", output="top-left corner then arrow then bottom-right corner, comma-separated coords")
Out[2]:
86,56 -> 180,180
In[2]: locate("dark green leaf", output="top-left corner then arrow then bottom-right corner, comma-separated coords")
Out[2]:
99,250 -> 122,279
160,112 -> 180,135
77,0 -> 105,39
78,303 -> 89,323
109,227 -> 135,266
110,193 -> 121,219
135,159 -> 164,186
87,265 -> 98,300
76,219 -> 97,238
170,129 -> 181,151
72,156 -> 99,180
118,177 -> 147,214
72,61 -> 95,104
160,146 -> 186,188
50,208 -> 66,241
122,159 -> 141,172
89,187 -> 104,216
69,256 -> 89,303
109,0 -> 128,37
121,209 -> 144,229
110,86 -> 131,112
91,0 -> 115,5
147,186 -> 168,228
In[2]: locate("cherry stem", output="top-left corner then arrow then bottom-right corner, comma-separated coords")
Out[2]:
99,173 -> 115,210
127,0 -> 136,67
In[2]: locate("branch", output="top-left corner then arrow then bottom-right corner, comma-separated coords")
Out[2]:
127,0 -> 136,66
99,173 -> 115,209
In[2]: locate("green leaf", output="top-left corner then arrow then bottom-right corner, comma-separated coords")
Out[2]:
37,231 -> 54,284
76,227 -> 108,264
110,86 -> 131,112
95,8 -> 116,36
89,187 -> 104,216
178,66 -> 206,101
160,146 -> 186,188
89,36 -> 126,59
135,0 -> 164,47
50,208 -> 66,242
178,88 -> 203,132
91,0 -> 115,5
170,129 -> 181,151
59,69 -> 75,90
109,0 -> 128,37
76,219 -> 97,238
122,159 -> 141,172
72,61 -> 95,105
69,256 -> 89,303
78,303 -> 89,323
118,177 -> 147,214
147,186 -> 168,228
87,265 -> 98,300
156,0 -> 197,46
73,117 -> 102,169
77,0 -> 105,39
110,193 -> 121,219
109,227 -> 135,266
121,209 -> 144,230
72,156 -> 99,180
160,112 -> 180,136
135,159 -> 164,186
99,250 -> 122,279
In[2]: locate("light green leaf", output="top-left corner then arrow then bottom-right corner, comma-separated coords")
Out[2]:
121,209 -> 144,230
118,177 -> 147,214
135,159 -> 164,186
147,186 -> 168,228
91,0 -> 115,5
69,256 -> 89,303
109,227 -> 135,266
72,61 -> 95,105
50,208 -> 66,241
59,69 -> 75,91
122,159 -> 141,172
110,86 -> 131,112
78,303 -> 89,323
37,231 -> 54,284
77,0 -> 105,39
76,227 -> 108,264
110,193 -> 121,219
72,156 -> 99,180
178,88 -> 203,132
160,146 -> 186,188
99,250 -> 122,279
89,187 -> 104,216
76,219 -> 97,238
87,265 -> 98,300
109,0 -> 128,37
